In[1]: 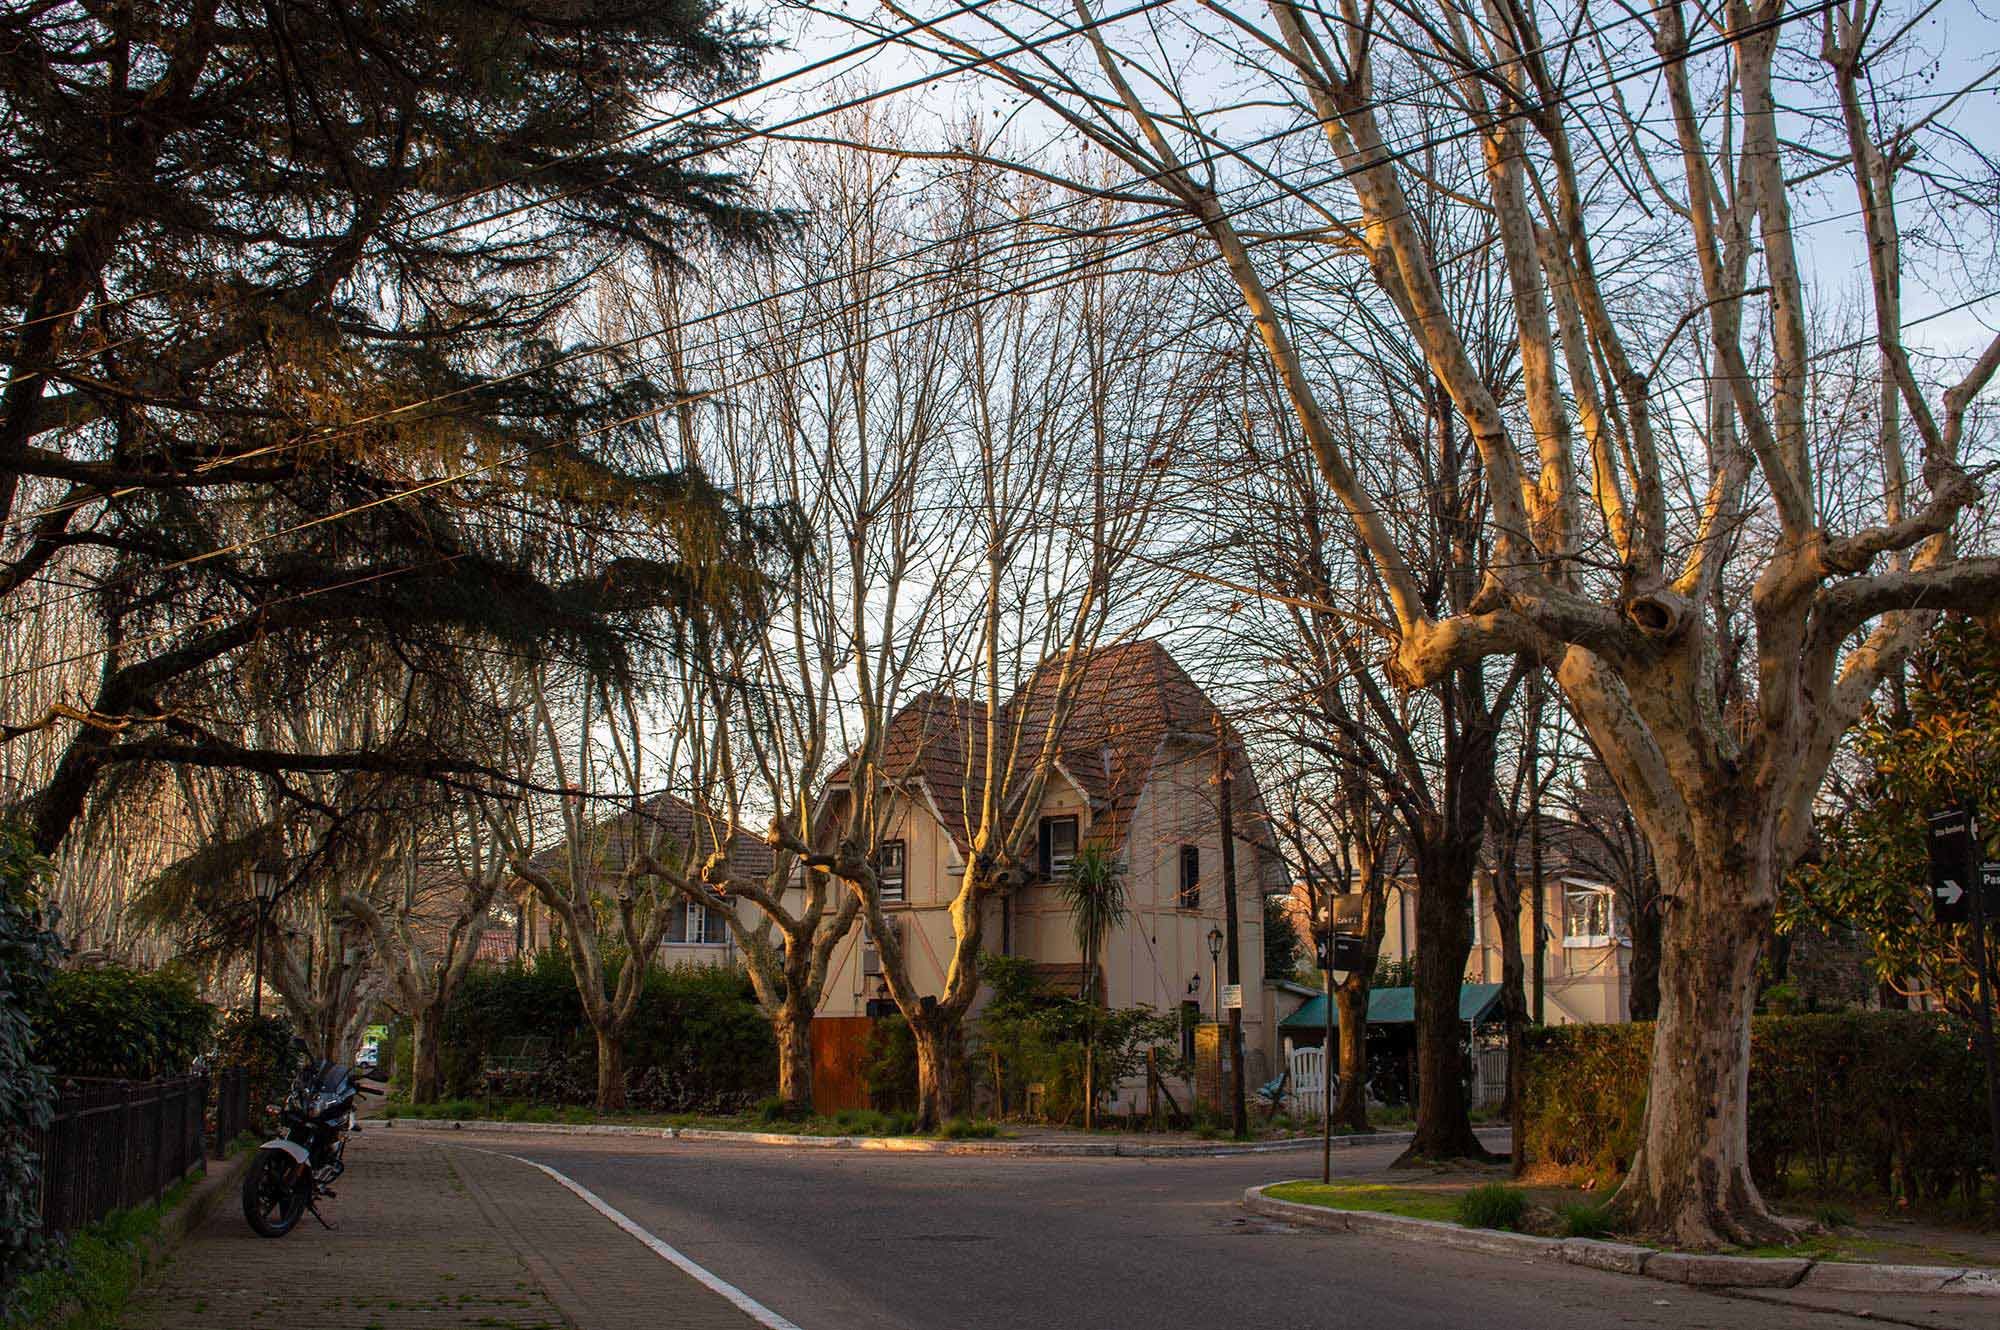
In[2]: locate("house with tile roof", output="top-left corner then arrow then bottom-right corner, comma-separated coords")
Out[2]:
816,639 -> 1290,1105
510,792 -> 776,970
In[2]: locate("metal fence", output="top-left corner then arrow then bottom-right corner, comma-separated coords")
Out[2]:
29,1073 -> 217,1241
209,1066 -> 251,1149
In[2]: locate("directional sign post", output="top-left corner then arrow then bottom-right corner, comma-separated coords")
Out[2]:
1928,806 -> 1976,924
1931,808 -> 2000,1222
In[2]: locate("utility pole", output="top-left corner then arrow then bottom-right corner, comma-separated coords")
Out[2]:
1527,673 -> 1545,1026
1216,714 -> 1247,1139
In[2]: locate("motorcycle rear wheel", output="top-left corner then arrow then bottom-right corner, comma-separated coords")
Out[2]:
241,1149 -> 310,1237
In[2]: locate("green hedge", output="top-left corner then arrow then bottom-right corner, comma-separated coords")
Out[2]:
437,952 -> 775,1111
1521,1012 -> 1991,1208
1,825 -> 63,1313
33,966 -> 214,1081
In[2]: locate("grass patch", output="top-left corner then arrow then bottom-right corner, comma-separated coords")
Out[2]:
1559,1201 -> 1617,1238
8,1171 -> 199,1330
1264,1180 -> 1461,1223
936,1117 -> 999,1140
1456,1183 -> 1528,1231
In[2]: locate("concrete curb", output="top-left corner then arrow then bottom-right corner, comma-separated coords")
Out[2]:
155,1145 -> 255,1248
1241,1184 -> 1999,1296
388,1115 -> 1508,1159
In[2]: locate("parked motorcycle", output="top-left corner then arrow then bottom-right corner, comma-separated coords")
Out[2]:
241,1040 -> 383,1237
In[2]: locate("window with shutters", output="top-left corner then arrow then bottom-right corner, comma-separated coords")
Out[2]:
1177,845 -> 1201,910
1038,815 -> 1079,878
877,839 -> 906,903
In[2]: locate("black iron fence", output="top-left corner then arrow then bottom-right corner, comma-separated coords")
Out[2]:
209,1066 -> 251,1149
30,1073 -> 217,1241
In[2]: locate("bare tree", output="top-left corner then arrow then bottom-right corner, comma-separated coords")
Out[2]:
854,0 -> 2000,1242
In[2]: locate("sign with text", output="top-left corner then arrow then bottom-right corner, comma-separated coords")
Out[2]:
1316,932 -> 1366,976
1928,806 -> 1977,925
1223,983 -> 1244,1010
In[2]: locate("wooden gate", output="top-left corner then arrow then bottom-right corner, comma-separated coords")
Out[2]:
809,1016 -> 875,1115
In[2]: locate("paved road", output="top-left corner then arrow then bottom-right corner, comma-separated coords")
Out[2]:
438,1127 -> 1996,1330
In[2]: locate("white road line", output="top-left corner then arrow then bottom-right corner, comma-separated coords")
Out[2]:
460,1145 -> 807,1330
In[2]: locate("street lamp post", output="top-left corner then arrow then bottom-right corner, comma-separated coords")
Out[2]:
1318,894 -> 1364,1183
250,858 -> 282,1020
1205,925 -> 1223,1021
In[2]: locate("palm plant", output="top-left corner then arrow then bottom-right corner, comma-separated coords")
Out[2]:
1058,846 -> 1128,1128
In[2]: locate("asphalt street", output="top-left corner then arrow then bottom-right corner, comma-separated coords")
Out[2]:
432,1128 -> 1997,1330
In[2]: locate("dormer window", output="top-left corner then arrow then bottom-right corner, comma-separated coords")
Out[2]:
1038,815 -> 1079,877
877,838 -> 906,904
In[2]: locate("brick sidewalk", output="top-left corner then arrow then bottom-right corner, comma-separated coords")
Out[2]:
122,1129 -> 762,1330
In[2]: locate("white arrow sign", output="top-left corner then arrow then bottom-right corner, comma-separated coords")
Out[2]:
1937,879 -> 1965,905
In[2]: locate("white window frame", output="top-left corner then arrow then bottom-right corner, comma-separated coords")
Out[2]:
1041,815 -> 1079,878
1562,882 -> 1615,948
878,838 -> 907,904
687,900 -> 729,946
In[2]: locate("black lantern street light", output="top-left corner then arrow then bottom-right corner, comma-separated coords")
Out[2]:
1206,924 -> 1224,1021
250,858 -> 283,1020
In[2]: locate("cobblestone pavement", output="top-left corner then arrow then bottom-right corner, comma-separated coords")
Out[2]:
122,1129 -> 762,1330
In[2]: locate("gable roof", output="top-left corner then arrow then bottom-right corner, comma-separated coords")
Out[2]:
837,640 -> 1277,860
518,792 -> 775,893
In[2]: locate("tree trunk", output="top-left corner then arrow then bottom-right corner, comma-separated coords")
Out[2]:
594,1025 -> 626,1113
1331,981 -> 1371,1131
772,1003 -> 813,1116
1628,890 -> 1663,1020
1613,853 -> 1789,1247
1395,852 -> 1489,1165
910,1012 -> 958,1129
412,1003 -> 445,1105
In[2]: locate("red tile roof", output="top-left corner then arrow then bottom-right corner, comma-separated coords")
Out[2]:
839,640 -> 1275,860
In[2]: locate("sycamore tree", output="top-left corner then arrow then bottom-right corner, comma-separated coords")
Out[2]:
844,0 -> 2000,1243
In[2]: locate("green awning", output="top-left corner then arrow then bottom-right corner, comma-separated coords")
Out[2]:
1280,983 -> 1506,1033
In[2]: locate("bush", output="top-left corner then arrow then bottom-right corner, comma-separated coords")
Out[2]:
436,953 -> 775,1111
207,1009 -> 297,1142
1456,1183 -> 1527,1230
1559,1201 -> 1616,1238
35,966 -> 214,1080
862,1015 -> 919,1112
973,954 -> 1185,1124
1521,1013 -> 1994,1211
1,825 -> 64,1312
937,1117 -> 998,1140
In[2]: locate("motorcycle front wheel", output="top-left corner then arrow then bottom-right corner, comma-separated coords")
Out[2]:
241,1149 -> 310,1237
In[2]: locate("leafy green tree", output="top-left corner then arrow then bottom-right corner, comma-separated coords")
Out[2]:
1785,615 -> 2000,1012
1264,896 -> 1303,985
0,825 -> 62,1306
0,1 -> 792,855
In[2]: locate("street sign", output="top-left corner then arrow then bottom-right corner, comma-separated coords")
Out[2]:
1223,983 -> 1244,1010
1316,932 -> 1366,975
1928,806 -> 1977,925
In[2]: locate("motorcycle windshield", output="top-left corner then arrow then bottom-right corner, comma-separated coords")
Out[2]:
310,1061 -> 353,1094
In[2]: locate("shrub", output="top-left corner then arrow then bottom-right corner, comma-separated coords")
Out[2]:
862,1014 -> 919,1112
207,1009 -> 297,1141
0,825 -> 64,1312
938,1117 -> 998,1140
1521,1013 -> 1993,1211
973,954 -> 1185,1124
1456,1183 -> 1528,1231
1559,1201 -> 1616,1238
436,953 -> 775,1111
36,966 -> 214,1080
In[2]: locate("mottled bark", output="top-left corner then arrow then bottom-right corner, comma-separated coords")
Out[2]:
1614,850 -> 1787,1245
910,1013 -> 958,1128
772,1002 -> 813,1115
